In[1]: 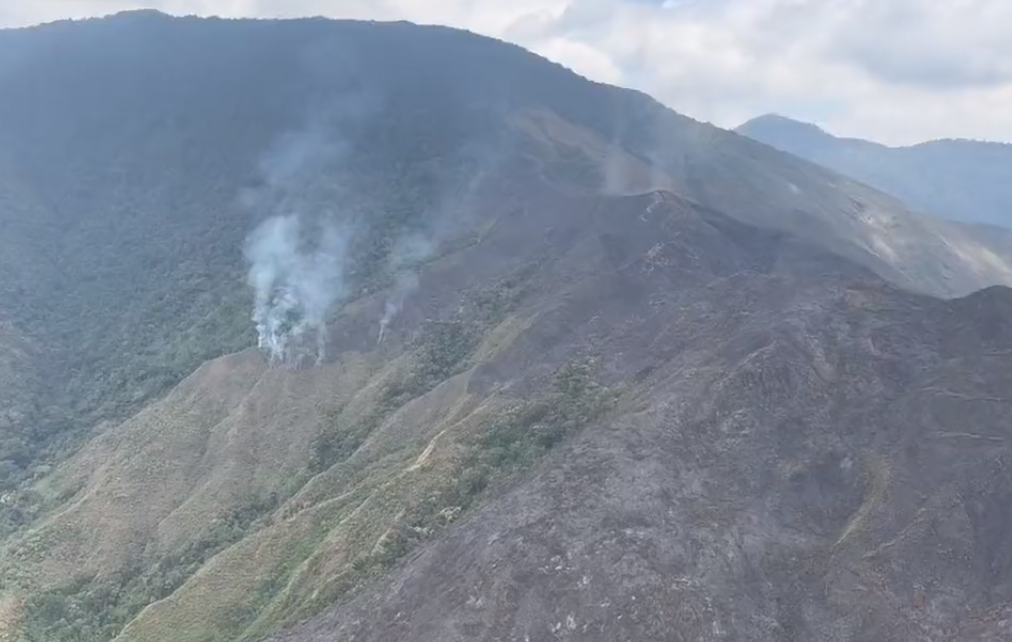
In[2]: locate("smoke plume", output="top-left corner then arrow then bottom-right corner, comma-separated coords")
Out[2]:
246,215 -> 349,365
242,104 -> 365,366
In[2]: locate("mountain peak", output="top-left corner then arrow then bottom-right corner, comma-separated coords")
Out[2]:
107,9 -> 174,20
739,112 -> 825,130
735,113 -> 836,148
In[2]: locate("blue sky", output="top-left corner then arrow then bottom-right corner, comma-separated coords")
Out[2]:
2,0 -> 1010,146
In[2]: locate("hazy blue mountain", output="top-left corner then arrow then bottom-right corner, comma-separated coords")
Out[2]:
737,113 -> 1012,228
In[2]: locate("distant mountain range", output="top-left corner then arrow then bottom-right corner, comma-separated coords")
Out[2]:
737,114 -> 1012,228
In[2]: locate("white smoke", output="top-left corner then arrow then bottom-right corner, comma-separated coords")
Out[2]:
246,215 -> 349,365
373,149 -> 501,344
243,88 -> 502,355
242,106 -> 361,366
377,234 -> 432,344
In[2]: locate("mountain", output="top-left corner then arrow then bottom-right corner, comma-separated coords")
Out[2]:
0,15 -> 1010,475
737,114 -> 1012,228
266,230 -> 1012,642
0,10 -> 1011,642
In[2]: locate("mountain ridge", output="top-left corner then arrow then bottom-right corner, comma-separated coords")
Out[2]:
737,114 -> 1012,228
742,113 -> 1012,148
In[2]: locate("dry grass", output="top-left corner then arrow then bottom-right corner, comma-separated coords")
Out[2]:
108,368 -> 513,642
2,297 -> 546,642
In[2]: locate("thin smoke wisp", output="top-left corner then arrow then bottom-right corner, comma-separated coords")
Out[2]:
374,150 -> 499,344
377,234 -> 432,344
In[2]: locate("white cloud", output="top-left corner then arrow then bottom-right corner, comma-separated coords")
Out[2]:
2,0 -> 1011,145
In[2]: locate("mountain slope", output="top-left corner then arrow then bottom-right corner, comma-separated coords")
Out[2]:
0,154 -> 60,510
6,144 -> 1012,642
0,11 -> 1011,642
0,317 -> 41,493
271,280 -> 1012,642
0,13 -> 1010,479
737,114 -> 1012,228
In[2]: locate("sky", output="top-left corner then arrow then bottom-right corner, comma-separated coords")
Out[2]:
1,0 -> 1010,146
